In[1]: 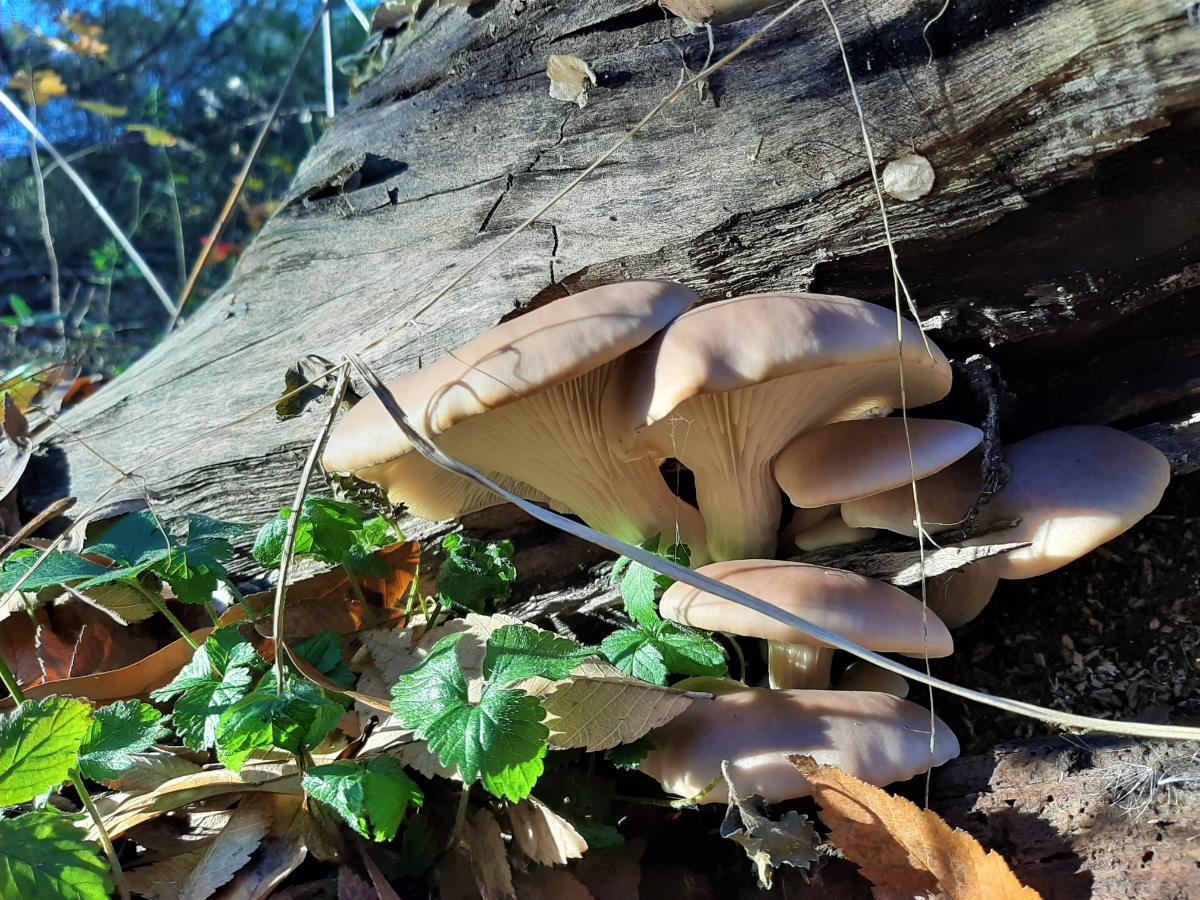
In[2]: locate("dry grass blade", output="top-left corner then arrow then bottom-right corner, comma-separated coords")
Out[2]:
344,352 -> 1200,743
0,88 -> 176,316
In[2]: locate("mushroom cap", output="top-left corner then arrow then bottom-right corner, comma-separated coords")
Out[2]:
613,292 -> 952,441
925,562 -> 1001,629
840,451 -> 982,536
639,688 -> 959,804
660,559 -> 953,657
961,426 -> 1170,579
775,418 -> 983,509
323,280 -> 698,477
792,517 -> 876,552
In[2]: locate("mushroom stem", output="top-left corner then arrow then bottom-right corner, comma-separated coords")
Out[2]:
694,459 -> 780,561
767,642 -> 834,689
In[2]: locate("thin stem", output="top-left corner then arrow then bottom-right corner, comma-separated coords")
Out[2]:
272,362 -> 351,694
130,579 -> 199,649
26,96 -> 61,338
0,651 -> 24,701
71,769 -> 131,900
169,0 -> 332,331
0,89 -> 176,317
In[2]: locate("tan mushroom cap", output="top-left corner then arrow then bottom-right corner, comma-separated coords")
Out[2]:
608,293 -> 953,561
639,688 -> 960,804
323,281 -> 708,551
961,426 -> 1170,579
660,559 -> 953,657
844,427 -> 1170,580
792,517 -> 875,551
925,563 -> 1001,630
840,450 -> 982,536
775,418 -> 983,509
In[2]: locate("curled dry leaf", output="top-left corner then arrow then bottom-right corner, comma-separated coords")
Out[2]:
4,627 -> 210,709
523,659 -> 697,751
546,54 -> 597,108
105,748 -> 203,792
126,793 -> 274,900
93,763 -> 300,840
719,761 -> 817,889
214,794 -> 309,900
789,755 -> 1042,899
507,795 -> 587,867
458,807 -> 515,900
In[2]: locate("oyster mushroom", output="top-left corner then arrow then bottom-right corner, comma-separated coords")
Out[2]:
660,559 -> 952,689
639,687 -> 959,804
842,426 -> 1171,627
608,293 -> 952,561
323,281 -> 709,555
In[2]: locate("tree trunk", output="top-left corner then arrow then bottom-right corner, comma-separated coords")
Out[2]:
29,0 -> 1200,536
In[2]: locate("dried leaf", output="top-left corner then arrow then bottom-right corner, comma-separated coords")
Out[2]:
458,807 -> 514,900
6,69 -> 67,104
525,660 -> 695,751
65,580 -> 160,625
720,761 -> 817,889
105,749 -> 203,792
0,394 -> 31,501
546,54 -> 596,108
789,756 -> 1042,899
572,839 -> 645,900
126,794 -> 273,900
5,627 -> 210,708
361,541 -> 419,609
336,867 -> 375,900
213,794 -> 308,900
507,796 -> 587,866
75,100 -> 127,117
511,869 -> 596,900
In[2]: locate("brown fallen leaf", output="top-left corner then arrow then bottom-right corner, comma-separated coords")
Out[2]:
789,755 -> 1042,900
359,540 -> 420,609
213,794 -> 309,900
336,867 -> 376,900
512,869 -> 596,900
507,796 -> 587,867
282,639 -> 391,714
546,54 -> 597,108
459,807 -> 515,900
572,839 -> 645,900
3,626 -> 210,709
126,793 -> 274,900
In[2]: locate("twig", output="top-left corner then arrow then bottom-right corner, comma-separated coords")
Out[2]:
26,98 -> 61,337
0,89 -> 177,318
0,496 -> 75,558
271,360 -> 350,693
322,10 -> 336,120
345,352 -> 1200,744
344,0 -> 371,31
168,0 -> 333,333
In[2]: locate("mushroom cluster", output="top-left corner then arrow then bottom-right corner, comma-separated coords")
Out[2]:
324,281 -> 1170,805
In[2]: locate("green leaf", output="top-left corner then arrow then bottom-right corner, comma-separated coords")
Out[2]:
151,629 -> 260,750
436,534 -> 516,612
604,737 -> 653,770
343,516 -> 397,578
302,756 -> 423,842
280,675 -> 347,749
86,511 -> 169,566
8,294 -> 32,320
186,514 -> 247,547
391,635 -> 548,801
215,693 -> 316,770
253,498 -> 380,571
0,811 -> 112,900
0,548 -> 111,593
0,698 -> 92,806
600,629 -> 668,685
77,701 -> 168,782
613,537 -> 692,629
292,630 -> 354,688
654,622 -> 727,677
482,624 -> 593,685
155,550 -> 220,605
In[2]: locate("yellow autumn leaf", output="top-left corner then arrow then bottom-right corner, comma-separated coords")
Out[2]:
127,124 -> 180,147
6,69 -> 68,105
789,755 -> 1042,899
70,34 -> 109,59
75,100 -> 128,118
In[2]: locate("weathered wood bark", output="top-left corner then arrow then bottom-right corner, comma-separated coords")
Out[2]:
28,0 -> 1200,534
791,736 -> 1200,899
